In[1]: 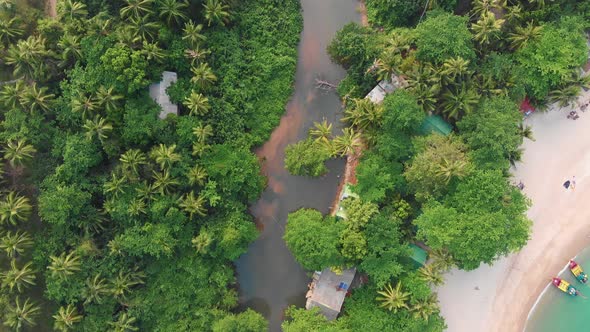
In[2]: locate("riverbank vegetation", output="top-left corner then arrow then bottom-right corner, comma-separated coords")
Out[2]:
0,0 -> 301,330
284,0 -> 589,330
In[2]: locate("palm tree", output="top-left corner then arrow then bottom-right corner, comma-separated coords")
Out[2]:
0,80 -> 25,110
152,170 -> 179,194
342,98 -> 383,131
120,149 -> 147,179
309,120 -> 333,144
127,198 -> 146,216
83,274 -> 111,305
411,293 -> 439,322
430,248 -> 455,271
185,45 -> 211,66
440,57 -> 471,83
104,173 -> 127,198
141,41 -> 165,62
441,84 -> 479,121
203,0 -> 231,26
120,0 -> 153,19
184,91 -> 210,116
128,15 -> 160,41
504,4 -> 522,24
4,140 -> 36,167
58,0 -> 88,21
508,22 -> 542,50
4,297 -> 40,331
109,312 -> 139,332
110,269 -> 145,300
158,0 -> 188,26
182,21 -> 206,48
518,123 -> 535,141
178,191 -> 207,218
187,165 -> 207,186
0,17 -> 23,45
96,86 -> 123,112
53,304 -> 83,332
192,141 -> 211,157
0,231 -> 32,258
20,82 -> 54,113
150,144 -> 181,170
71,92 -> 98,119
418,264 -> 444,286
371,55 -> 401,82
192,231 -> 212,254
376,282 -> 410,313
470,0 -> 500,17
193,124 -> 213,143
0,192 -> 32,225
88,12 -> 113,36
549,85 -> 580,108
83,115 -> 113,142
1,259 -> 36,292
116,26 -> 141,49
190,63 -> 217,90
4,36 -> 48,80
435,157 -> 470,184
48,251 -> 81,280
471,11 -> 505,47
58,34 -> 82,67
135,181 -> 158,202
332,128 -> 362,157
410,83 -> 439,113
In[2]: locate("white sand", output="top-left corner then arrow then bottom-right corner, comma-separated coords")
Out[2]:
436,89 -> 590,332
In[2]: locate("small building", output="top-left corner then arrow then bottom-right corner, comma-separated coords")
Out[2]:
149,71 -> 178,119
408,244 -> 428,269
419,114 -> 452,136
305,268 -> 356,320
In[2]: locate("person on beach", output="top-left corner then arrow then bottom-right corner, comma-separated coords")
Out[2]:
571,176 -> 576,190
563,180 -> 571,189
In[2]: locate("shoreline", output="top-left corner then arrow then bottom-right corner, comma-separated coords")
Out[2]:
436,89 -> 590,332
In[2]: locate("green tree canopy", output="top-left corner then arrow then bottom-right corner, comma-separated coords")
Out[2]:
284,209 -> 344,271
414,12 -> 476,64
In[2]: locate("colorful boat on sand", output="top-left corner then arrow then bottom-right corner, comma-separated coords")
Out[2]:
552,277 -> 579,296
569,260 -> 588,283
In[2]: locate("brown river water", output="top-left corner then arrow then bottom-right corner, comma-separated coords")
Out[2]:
235,1 -> 361,331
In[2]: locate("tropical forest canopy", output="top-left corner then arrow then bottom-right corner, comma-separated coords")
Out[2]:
282,0 -> 589,330
0,0 -> 302,330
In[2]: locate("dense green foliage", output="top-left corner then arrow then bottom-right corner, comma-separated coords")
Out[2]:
286,0 -> 590,330
0,0 -> 302,330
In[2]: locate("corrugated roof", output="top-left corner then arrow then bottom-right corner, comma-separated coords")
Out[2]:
149,71 -> 178,119
419,114 -> 452,136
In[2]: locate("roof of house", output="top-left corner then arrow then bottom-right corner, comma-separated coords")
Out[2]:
305,268 -> 356,320
409,244 -> 428,268
149,71 -> 178,119
366,80 -> 396,104
419,114 -> 452,136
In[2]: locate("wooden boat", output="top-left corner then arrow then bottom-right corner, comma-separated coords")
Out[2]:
569,260 -> 588,283
552,277 -> 579,296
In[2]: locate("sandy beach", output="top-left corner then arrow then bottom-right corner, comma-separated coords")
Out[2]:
436,89 -> 590,332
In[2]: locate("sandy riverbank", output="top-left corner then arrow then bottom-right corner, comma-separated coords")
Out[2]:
437,89 -> 590,332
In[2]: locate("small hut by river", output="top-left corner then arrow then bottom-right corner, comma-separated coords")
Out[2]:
305,268 -> 357,320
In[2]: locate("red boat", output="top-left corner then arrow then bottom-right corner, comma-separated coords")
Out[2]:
552,277 -> 579,296
569,260 -> 588,283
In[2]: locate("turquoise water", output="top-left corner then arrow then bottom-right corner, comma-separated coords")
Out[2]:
524,247 -> 590,332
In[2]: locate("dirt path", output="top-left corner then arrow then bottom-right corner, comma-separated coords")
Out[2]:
358,0 -> 368,27
46,0 -> 57,18
436,89 -> 590,332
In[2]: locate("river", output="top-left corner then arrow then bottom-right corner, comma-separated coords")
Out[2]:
235,1 -> 361,331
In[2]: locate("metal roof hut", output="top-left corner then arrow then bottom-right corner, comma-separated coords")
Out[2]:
149,71 -> 178,119
419,114 -> 452,136
305,268 -> 356,320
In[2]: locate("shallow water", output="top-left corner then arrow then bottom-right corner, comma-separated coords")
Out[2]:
234,1 -> 360,331
524,247 -> 590,332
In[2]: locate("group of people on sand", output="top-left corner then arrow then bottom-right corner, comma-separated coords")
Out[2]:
563,176 -> 576,190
